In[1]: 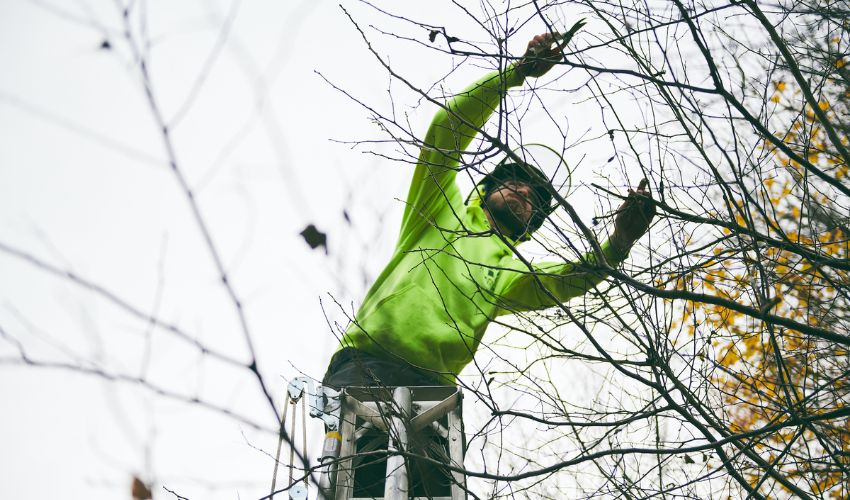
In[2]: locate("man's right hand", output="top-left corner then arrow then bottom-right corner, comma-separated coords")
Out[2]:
515,20 -> 586,79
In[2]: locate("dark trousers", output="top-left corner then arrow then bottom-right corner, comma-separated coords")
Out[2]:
322,347 -> 449,388
322,348 -> 456,498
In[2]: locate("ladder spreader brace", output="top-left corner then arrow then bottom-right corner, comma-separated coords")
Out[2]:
274,378 -> 466,500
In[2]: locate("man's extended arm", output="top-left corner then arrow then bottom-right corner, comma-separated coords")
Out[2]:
496,180 -> 655,313
495,239 -> 627,313
397,65 -> 526,244
397,32 -> 573,245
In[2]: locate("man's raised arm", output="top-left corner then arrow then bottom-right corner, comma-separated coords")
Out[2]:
397,66 -> 525,243
398,33 -> 572,244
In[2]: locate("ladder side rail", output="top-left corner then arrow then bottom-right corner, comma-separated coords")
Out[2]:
316,384 -> 341,500
447,397 -> 466,500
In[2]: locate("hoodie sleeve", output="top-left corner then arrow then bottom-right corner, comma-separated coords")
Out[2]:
493,239 -> 629,315
396,65 -> 526,249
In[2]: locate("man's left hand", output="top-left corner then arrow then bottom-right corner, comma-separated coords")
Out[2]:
611,178 -> 655,251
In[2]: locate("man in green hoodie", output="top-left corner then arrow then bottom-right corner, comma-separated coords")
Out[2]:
323,31 -> 654,390
321,31 -> 655,497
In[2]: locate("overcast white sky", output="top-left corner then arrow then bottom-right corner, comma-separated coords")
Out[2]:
0,1 -> 652,498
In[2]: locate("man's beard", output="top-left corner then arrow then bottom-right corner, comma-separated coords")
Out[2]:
486,196 -> 530,238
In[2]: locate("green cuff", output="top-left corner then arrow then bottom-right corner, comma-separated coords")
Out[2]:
505,63 -> 527,88
603,238 -> 631,264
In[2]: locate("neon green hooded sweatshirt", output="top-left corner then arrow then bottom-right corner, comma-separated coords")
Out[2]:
340,64 -> 628,381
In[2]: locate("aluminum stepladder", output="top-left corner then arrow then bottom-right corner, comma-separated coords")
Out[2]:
310,382 -> 467,500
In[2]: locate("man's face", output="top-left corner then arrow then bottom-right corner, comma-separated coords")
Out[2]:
484,180 -> 539,236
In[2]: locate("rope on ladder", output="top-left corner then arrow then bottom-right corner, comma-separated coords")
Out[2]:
270,379 -> 311,499
269,391 -> 291,498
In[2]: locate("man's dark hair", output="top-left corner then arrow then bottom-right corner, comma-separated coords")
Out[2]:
480,159 -> 554,239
